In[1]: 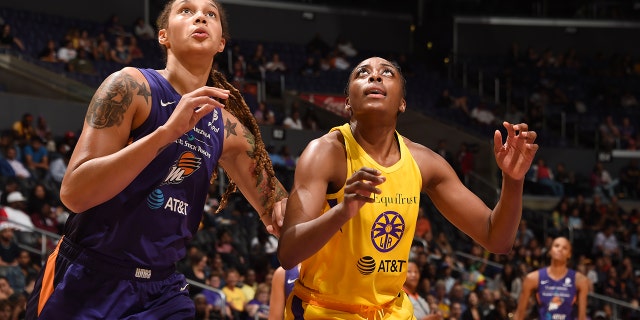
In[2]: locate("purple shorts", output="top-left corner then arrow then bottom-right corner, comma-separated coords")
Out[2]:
26,237 -> 194,319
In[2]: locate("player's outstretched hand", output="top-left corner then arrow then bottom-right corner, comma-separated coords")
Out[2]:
493,121 -> 539,180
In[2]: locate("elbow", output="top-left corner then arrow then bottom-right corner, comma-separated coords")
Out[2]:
59,187 -> 86,213
277,248 -> 297,271
489,241 -> 515,255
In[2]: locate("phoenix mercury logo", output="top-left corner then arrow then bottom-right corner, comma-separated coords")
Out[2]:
162,151 -> 202,185
371,211 -> 405,252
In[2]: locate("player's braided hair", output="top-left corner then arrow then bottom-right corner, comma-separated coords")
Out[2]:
156,0 -> 278,216
208,70 -> 277,216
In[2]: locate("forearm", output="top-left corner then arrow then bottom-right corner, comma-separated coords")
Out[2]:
60,126 -> 174,213
488,175 -> 524,253
278,203 -> 349,269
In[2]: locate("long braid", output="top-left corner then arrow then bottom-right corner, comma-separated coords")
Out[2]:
209,69 -> 277,216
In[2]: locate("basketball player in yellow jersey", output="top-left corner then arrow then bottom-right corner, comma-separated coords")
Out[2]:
278,57 -> 539,319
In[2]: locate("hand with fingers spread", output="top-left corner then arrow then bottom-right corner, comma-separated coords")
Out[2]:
342,167 -> 386,219
494,121 -> 539,180
161,86 -> 228,141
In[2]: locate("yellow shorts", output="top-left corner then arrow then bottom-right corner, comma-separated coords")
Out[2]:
284,291 -> 416,320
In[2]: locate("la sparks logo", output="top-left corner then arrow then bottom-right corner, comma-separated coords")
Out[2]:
371,211 -> 405,252
163,151 -> 202,184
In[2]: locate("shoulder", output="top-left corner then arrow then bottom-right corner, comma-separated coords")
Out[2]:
403,136 -> 436,159
307,130 -> 345,153
100,67 -> 146,89
403,135 -> 453,179
574,270 -> 590,288
296,130 -> 346,186
524,269 -> 541,285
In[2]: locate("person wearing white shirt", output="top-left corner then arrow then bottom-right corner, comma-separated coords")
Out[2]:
282,109 -> 303,130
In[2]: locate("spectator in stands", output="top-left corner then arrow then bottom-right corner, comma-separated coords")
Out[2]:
0,178 -> 20,207
181,249 -> 209,299
202,273 -> 230,317
593,222 -> 621,259
239,268 -> 257,301
245,283 -> 270,320
3,191 -> 35,235
22,136 -> 48,182
516,220 -> 535,248
335,35 -> 358,58
470,102 -> 497,129
503,104 -> 525,125
26,183 -> 54,217
37,39 -> 58,62
590,161 -> 619,200
33,116 -> 51,148
302,108 -> 319,131
264,52 -> 287,73
67,48 -> 97,75
629,224 -> 640,256
193,293 -> 211,320
245,43 -> 266,81
0,225 -> 21,269
305,32 -> 330,59
91,33 -> 111,61
104,13 -> 129,37
529,158 -> 564,196
328,49 -> 350,70
0,276 -> 16,302
435,89 -> 454,109
128,36 -> 144,60
0,24 -> 25,51
77,29 -> 93,57
554,162 -> 577,197
16,250 -> 40,285
599,115 -> 621,151
619,159 -> 639,199
48,149 -> 71,191
299,56 -> 320,77
3,146 -> 32,190
456,142 -> 474,186
282,108 -> 303,130
12,113 -> 35,146
435,139 -> 456,169
56,39 -> 77,63
253,102 -> 276,125
133,17 -> 155,40
222,268 -> 248,319
110,36 -> 132,65
619,116 -> 636,150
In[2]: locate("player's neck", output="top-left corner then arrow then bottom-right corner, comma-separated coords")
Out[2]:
547,263 -> 568,279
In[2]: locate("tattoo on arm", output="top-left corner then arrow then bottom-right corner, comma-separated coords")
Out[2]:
86,72 -> 151,129
224,118 -> 237,138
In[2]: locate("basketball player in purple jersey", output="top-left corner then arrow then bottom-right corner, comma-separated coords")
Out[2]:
26,0 -> 287,318
514,237 -> 590,320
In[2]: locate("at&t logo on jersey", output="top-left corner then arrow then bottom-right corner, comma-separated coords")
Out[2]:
356,256 -> 407,275
145,188 -> 189,215
371,211 -> 405,252
163,151 -> 202,185
147,189 -> 165,209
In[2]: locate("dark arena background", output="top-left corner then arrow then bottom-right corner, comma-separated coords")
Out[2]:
1,0 -> 639,318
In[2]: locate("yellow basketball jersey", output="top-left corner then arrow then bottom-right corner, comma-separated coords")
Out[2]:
295,123 -> 422,307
